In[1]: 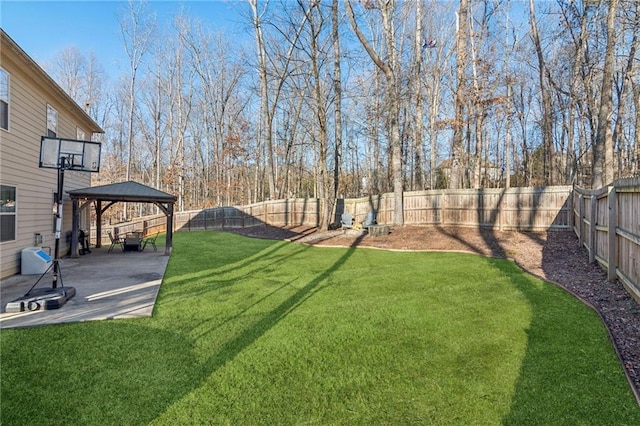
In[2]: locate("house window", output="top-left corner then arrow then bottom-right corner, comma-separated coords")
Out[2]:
77,127 -> 85,140
0,185 -> 17,242
0,68 -> 8,131
47,104 -> 57,137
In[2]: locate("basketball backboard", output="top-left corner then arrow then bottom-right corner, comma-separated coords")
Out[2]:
39,137 -> 101,172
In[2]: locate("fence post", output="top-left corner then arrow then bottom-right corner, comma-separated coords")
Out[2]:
567,188 -> 574,229
589,195 -> 596,263
577,193 -> 584,248
607,185 -> 617,281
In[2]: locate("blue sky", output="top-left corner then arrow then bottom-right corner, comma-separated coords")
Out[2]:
1,0 -> 250,77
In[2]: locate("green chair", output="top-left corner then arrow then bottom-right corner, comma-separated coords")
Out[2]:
142,233 -> 159,252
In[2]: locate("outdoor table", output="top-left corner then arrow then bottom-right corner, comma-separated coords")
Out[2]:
123,232 -> 142,252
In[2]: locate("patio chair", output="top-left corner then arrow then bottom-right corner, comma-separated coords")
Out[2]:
341,213 -> 354,229
362,211 -> 377,228
108,231 -> 124,253
142,232 -> 159,252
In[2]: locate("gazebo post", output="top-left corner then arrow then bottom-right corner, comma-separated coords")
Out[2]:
96,200 -> 102,248
71,198 -> 80,258
165,202 -> 174,255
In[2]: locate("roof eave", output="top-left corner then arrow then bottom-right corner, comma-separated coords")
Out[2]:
0,29 -> 105,134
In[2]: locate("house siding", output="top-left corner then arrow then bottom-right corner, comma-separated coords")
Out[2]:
0,31 -> 102,279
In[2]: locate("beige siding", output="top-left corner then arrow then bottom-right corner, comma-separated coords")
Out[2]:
0,40 -> 95,279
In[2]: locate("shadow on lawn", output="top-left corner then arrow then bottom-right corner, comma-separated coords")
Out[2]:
491,258 -> 640,423
424,226 -> 632,419
194,232 -> 367,378
157,240 -> 314,318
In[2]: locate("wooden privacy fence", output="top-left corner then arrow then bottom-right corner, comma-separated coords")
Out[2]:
341,186 -> 573,231
573,177 -> 640,303
172,199 -> 320,231
114,186 -> 572,235
106,183 -> 640,303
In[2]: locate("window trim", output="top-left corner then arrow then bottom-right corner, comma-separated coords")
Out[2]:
47,104 -> 57,137
0,184 -> 17,244
0,67 -> 9,131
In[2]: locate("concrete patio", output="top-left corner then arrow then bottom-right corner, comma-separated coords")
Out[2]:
0,247 -> 170,329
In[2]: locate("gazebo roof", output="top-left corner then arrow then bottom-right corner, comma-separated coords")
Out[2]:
68,181 -> 177,204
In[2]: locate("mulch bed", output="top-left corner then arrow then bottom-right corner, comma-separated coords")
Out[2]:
227,224 -> 640,403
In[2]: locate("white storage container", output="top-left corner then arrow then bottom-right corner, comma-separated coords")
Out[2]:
21,247 -> 52,275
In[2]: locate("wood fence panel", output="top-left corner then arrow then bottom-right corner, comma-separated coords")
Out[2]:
574,178 -> 640,303
403,191 -> 441,225
501,187 -> 570,231
595,193 -> 610,266
572,191 -> 583,246
576,189 -> 595,261
614,180 -> 640,300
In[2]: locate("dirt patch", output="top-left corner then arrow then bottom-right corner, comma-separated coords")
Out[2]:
226,224 -> 640,401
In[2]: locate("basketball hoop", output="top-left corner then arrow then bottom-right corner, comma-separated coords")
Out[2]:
5,137 -> 102,313
40,137 -> 101,172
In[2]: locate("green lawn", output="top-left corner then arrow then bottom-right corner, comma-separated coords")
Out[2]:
1,231 -> 638,425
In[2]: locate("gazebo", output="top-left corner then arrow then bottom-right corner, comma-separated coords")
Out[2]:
67,181 -> 177,256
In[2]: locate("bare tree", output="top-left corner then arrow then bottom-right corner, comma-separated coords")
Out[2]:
634,82 -> 640,175
411,0 -> 424,190
450,0 -> 469,189
592,0 -> 619,188
49,47 -> 87,102
529,0 -> 555,185
612,1 -> 638,179
346,0 -> 403,225
331,0 -> 343,208
249,0 -> 311,199
118,0 -> 155,218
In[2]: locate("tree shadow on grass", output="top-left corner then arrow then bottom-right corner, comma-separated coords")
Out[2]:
488,259 -> 640,424
146,232 -> 367,421
1,231 -> 370,425
193,232 -> 367,379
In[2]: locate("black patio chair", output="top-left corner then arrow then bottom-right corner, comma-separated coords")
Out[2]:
142,233 -> 159,252
108,231 -> 124,253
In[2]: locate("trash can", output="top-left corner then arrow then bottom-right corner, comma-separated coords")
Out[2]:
21,247 -> 52,275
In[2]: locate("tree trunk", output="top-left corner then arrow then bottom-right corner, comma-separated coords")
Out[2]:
529,0 -> 555,185
612,1 -> 638,179
331,0 -> 343,223
592,0 -> 619,188
413,0 -> 424,190
450,0 -> 469,189
249,0 -> 276,199
634,83 -> 640,175
118,0 -> 154,219
505,83 -> 512,188
308,3 -> 331,230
